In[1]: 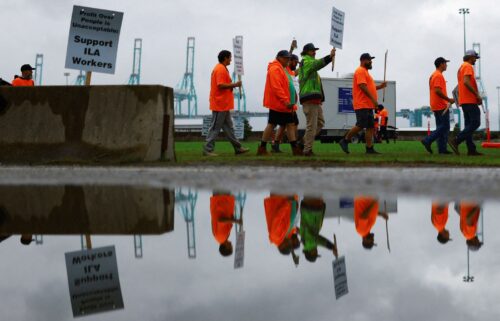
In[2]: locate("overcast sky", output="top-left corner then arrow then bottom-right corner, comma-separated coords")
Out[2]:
1,0 -> 499,129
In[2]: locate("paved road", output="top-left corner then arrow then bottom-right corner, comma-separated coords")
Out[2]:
0,166 -> 499,200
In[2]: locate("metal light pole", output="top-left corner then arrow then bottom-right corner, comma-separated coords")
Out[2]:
497,86 -> 500,132
459,8 -> 470,54
64,72 -> 70,86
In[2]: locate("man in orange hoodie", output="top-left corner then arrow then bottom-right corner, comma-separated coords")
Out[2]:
459,201 -> 482,251
264,194 -> 300,255
272,54 -> 301,153
258,50 -> 302,156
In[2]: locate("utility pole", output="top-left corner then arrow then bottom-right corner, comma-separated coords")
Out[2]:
459,8 -> 470,54
64,72 -> 70,86
497,86 -> 500,132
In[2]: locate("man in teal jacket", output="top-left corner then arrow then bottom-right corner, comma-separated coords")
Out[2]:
298,43 -> 336,156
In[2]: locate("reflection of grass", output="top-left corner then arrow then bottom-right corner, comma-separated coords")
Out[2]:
175,141 -> 500,167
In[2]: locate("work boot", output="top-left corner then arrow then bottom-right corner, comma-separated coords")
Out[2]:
303,150 -> 315,157
271,142 -> 282,153
235,147 -> 250,155
203,150 -> 218,157
467,150 -> 484,156
448,137 -> 460,155
292,146 -> 303,156
366,146 -> 381,154
421,140 -> 433,154
256,146 -> 271,156
339,138 -> 349,154
439,151 -> 453,155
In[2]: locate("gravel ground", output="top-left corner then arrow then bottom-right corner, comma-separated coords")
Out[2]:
0,166 -> 499,200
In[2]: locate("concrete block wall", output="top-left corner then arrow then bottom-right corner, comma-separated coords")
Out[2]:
0,85 -> 174,163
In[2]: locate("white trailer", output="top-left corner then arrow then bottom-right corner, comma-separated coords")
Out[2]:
297,77 -> 397,142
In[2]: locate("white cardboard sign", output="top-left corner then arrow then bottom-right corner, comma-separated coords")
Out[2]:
234,231 -> 245,269
330,7 -> 345,49
65,6 -> 124,74
65,246 -> 124,317
332,256 -> 349,300
233,36 -> 244,76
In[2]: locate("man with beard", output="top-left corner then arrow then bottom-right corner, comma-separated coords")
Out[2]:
298,43 -> 336,156
339,53 -> 387,154
449,50 -> 483,156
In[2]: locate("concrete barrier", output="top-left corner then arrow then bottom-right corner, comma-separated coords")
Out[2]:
0,186 -> 174,234
0,85 -> 174,163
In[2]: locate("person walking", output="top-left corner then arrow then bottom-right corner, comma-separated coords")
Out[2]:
421,57 -> 455,154
353,196 -> 388,250
11,64 -> 35,87
203,50 -> 250,157
298,43 -> 336,156
272,54 -> 301,153
339,53 -> 387,154
258,50 -> 302,156
449,50 -> 483,156
431,202 -> 451,244
377,104 -> 390,144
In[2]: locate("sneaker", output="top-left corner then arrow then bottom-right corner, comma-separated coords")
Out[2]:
256,146 -> 271,156
235,147 -> 250,155
467,150 -> 484,156
271,143 -> 282,153
439,151 -> 453,155
366,146 -> 381,154
421,140 -> 433,154
339,139 -> 350,154
202,150 -> 218,157
448,137 -> 460,155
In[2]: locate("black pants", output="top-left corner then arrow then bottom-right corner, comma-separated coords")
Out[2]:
379,126 -> 389,143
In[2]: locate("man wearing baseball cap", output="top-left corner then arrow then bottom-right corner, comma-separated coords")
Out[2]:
339,53 -> 387,154
12,64 -> 35,87
421,57 -> 455,154
258,50 -> 301,156
298,43 -> 336,156
449,50 -> 483,156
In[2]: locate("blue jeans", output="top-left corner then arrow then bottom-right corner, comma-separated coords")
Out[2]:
457,104 -> 481,152
423,109 -> 450,153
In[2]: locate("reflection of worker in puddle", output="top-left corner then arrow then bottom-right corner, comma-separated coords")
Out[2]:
264,194 -> 300,256
300,197 -> 337,262
431,202 -> 451,244
0,207 -> 33,245
456,201 -> 483,251
354,196 -> 388,249
211,192 -> 241,257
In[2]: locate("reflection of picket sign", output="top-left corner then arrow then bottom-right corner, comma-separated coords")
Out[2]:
202,115 -> 245,140
65,246 -> 124,317
234,231 -> 245,269
332,256 -> 348,300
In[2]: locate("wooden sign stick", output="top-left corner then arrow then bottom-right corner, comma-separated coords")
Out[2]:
382,50 -> 388,102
